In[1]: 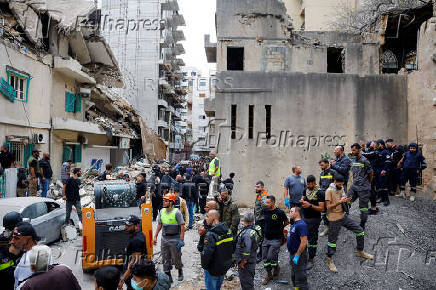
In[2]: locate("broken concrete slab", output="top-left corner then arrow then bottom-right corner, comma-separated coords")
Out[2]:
61,224 -> 77,242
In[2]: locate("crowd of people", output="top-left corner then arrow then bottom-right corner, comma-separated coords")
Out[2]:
0,138 -> 428,290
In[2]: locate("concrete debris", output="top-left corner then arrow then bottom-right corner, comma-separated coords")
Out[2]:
61,225 -> 78,242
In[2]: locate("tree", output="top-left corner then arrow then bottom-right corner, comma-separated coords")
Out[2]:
330,0 -> 434,33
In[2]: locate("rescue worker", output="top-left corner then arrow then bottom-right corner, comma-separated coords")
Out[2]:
0,212 -> 22,290
181,174 -> 197,229
398,142 -> 427,201
235,212 -> 262,290
325,176 -> 373,273
287,207 -> 309,290
386,139 -> 403,196
119,215 -> 147,290
318,159 -> 337,237
300,175 -> 325,269
173,188 -> 189,227
362,141 -> 379,215
254,181 -> 268,262
197,201 -> 218,252
330,146 -> 352,191
208,152 -> 221,196
348,143 -> 374,230
374,139 -> 391,206
27,150 -> 40,197
201,210 -> 234,290
215,188 -> 240,236
261,195 -> 289,285
153,193 -> 186,283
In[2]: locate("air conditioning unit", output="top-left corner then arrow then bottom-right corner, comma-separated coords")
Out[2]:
78,135 -> 88,145
33,133 -> 48,144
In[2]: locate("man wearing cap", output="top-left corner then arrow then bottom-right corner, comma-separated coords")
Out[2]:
386,139 -> 403,196
398,142 -> 427,201
119,215 -> 147,290
153,193 -> 186,283
10,222 -> 42,289
27,150 -> 40,197
0,212 -> 22,290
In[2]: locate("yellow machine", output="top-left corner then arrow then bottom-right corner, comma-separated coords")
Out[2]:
81,181 -> 153,271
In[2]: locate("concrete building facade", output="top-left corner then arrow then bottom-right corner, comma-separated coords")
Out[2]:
0,1 -> 141,191
181,67 -> 211,155
204,0 -> 435,205
101,0 -> 187,159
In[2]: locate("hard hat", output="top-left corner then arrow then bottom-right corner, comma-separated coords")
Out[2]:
163,193 -> 176,202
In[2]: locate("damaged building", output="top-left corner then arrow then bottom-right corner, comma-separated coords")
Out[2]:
204,0 -> 436,205
0,0 -> 144,186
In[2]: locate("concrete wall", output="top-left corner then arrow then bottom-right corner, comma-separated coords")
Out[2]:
284,0 -> 360,31
407,17 -> 436,200
50,72 -> 83,121
212,71 -> 408,206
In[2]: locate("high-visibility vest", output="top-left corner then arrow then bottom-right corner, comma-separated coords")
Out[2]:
209,157 -> 221,177
160,208 -> 178,225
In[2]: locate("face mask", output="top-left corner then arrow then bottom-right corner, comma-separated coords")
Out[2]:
130,279 -> 146,290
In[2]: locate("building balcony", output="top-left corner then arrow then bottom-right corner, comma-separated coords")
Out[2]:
53,57 -> 96,84
159,77 -> 171,88
175,43 -> 185,55
174,58 -> 185,66
52,117 -> 104,135
161,0 -> 179,11
157,120 -> 169,129
204,34 -> 217,63
172,30 -> 185,42
158,98 -> 168,108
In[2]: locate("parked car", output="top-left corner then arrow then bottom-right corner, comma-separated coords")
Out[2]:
0,197 -> 79,244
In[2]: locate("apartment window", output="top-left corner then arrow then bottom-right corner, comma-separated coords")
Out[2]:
265,105 -> 271,139
7,68 -> 31,102
189,80 -> 193,87
191,72 -> 196,76
199,115 -> 206,120
327,47 -> 344,73
199,81 -> 207,87
183,72 -> 188,77
9,141 -> 24,167
62,144 -> 82,163
248,105 -> 254,139
231,105 -> 237,139
65,92 -> 82,113
227,47 -> 244,71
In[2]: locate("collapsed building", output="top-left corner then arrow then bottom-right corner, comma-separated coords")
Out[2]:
0,0 -> 151,192
204,0 -> 436,205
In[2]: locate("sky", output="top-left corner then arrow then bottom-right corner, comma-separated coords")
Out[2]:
178,0 -> 217,76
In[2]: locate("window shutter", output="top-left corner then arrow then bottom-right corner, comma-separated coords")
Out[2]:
3,142 -> 11,152
65,92 -> 75,112
24,143 -> 34,168
63,146 -> 72,162
75,94 -> 82,112
0,77 -> 16,102
74,145 -> 82,163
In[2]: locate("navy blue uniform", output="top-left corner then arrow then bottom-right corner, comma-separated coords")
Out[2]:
400,149 -> 426,196
374,149 -> 391,203
287,220 -> 308,290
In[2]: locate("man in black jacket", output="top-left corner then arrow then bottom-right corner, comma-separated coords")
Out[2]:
330,146 -> 352,191
181,175 -> 197,229
194,170 -> 209,214
201,210 -> 233,290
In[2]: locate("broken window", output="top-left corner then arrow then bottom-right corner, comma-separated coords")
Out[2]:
7,67 -> 30,102
227,47 -> 244,71
231,104 -> 237,139
327,47 -> 344,73
382,4 -> 433,73
265,105 -> 271,139
248,105 -> 254,139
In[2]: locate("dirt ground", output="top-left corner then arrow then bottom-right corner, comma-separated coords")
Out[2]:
53,196 -> 436,290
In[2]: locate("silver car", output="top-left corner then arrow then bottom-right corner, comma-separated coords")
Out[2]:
0,197 -> 79,244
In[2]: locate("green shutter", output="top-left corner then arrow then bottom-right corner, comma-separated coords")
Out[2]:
65,92 -> 75,112
75,94 -> 82,112
0,77 -> 16,102
63,145 -> 72,162
73,145 -> 82,163
24,143 -> 34,168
